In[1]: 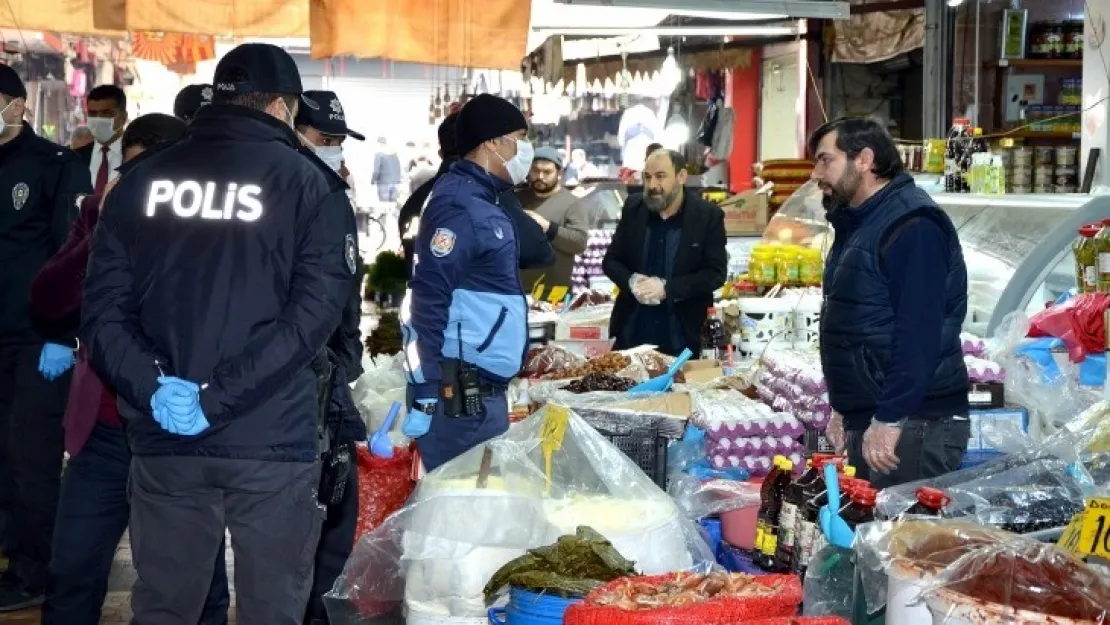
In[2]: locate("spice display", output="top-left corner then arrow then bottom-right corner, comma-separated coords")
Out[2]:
364,311 -> 403,360
524,345 -> 586,377
354,444 -> 415,543
545,353 -> 632,380
565,372 -> 636,393
484,526 -> 636,600
941,542 -> 1110,621
589,573 -> 794,609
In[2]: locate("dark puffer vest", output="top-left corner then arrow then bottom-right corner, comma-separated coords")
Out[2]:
819,174 -> 969,430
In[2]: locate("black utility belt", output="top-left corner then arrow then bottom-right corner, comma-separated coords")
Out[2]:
439,358 -> 507,418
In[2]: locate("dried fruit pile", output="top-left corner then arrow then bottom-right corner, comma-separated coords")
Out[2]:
564,373 -> 635,393
591,573 -> 791,610
545,353 -> 631,380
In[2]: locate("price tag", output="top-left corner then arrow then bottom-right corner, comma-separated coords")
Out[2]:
546,286 -> 568,304
1077,497 -> 1110,557
1058,510 -> 1086,555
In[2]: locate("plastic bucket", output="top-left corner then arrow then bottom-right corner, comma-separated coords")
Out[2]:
738,298 -> 793,354
720,504 -> 759,550
925,586 -> 1101,625
488,587 -> 581,625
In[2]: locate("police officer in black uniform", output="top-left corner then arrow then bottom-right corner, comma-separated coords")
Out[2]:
293,89 -> 368,625
81,43 -> 357,625
0,64 -> 92,611
173,83 -> 214,122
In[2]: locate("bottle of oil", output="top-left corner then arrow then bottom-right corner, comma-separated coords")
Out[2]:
757,457 -> 793,571
904,487 -> 950,517
843,487 -> 877,530
792,456 -> 842,577
754,455 -> 787,559
775,456 -> 820,570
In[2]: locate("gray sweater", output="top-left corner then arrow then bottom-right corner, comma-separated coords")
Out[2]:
517,188 -> 590,299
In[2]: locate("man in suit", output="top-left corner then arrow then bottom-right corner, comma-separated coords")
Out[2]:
73,85 -> 128,195
603,149 -> 727,357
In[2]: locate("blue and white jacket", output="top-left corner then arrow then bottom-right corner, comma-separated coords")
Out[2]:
401,160 -> 527,398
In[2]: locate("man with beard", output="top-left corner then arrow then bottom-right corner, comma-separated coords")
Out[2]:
603,149 -> 726,357
811,117 -> 970,488
517,147 -> 590,299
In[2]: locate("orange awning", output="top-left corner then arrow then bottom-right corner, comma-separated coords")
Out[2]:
0,0 -> 530,69
310,0 -> 531,70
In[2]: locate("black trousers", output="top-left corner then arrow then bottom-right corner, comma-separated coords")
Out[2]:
0,343 -> 68,591
305,457 -> 359,624
846,416 -> 971,489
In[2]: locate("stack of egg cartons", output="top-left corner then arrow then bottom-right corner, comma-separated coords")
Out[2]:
695,390 -> 805,477
756,351 -> 831,433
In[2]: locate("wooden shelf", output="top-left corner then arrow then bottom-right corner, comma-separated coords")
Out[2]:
985,58 -> 1083,69
996,130 -> 1080,140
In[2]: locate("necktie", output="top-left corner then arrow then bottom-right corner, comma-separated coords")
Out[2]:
94,146 -> 110,196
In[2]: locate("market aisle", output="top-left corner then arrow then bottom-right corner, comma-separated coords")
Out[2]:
0,531 -> 237,624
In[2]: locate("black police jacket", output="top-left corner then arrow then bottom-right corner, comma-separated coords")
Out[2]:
0,123 -> 92,345
81,105 -> 360,462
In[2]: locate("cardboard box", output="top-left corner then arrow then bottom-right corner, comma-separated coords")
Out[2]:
608,391 -> 692,419
555,320 -> 610,341
968,382 -> 1004,409
720,189 -> 770,235
550,339 -> 612,359
681,359 -> 724,384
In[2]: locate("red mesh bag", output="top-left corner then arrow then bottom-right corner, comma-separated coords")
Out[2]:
746,619 -> 850,625
354,443 -> 415,543
563,573 -> 802,625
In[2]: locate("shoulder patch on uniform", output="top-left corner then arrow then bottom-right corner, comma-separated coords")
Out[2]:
344,233 -> 357,275
430,228 -> 456,258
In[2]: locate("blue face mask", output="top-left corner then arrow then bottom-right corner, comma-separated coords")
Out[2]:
315,145 -> 343,172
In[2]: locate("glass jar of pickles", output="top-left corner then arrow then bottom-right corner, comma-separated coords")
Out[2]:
748,245 -> 777,286
1075,224 -> 1100,293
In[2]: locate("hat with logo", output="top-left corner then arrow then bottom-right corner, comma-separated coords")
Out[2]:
0,64 -> 26,100
173,84 -> 213,120
213,43 -> 304,98
295,90 -> 365,141
455,94 -> 528,158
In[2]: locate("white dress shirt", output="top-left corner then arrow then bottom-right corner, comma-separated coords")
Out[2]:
88,137 -> 123,189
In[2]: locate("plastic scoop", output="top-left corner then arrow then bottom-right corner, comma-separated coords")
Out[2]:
628,347 -> 693,395
818,462 -> 855,549
370,401 -> 402,458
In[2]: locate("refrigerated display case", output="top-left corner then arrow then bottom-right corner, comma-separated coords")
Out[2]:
933,192 -> 1110,336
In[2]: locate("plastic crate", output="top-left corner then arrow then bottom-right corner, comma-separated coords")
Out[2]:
597,422 -> 670,489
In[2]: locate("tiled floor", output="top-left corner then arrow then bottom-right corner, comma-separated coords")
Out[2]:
0,531 -> 237,624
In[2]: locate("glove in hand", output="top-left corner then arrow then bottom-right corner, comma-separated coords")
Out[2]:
39,343 -> 75,381
150,376 -> 210,436
826,411 -> 846,454
862,420 -> 902,474
402,399 -> 436,438
635,277 -> 667,304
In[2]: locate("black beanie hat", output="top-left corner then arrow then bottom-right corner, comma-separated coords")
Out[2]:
438,112 -> 460,157
455,94 -> 528,158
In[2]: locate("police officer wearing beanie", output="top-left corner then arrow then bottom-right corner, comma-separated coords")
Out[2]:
0,63 -> 92,611
80,43 -> 357,624
400,94 -> 532,472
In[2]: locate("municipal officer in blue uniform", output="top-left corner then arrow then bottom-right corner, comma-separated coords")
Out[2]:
80,43 -> 357,625
401,94 -> 531,472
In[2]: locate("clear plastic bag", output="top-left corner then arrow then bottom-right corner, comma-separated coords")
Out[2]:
760,180 -> 829,251
801,544 -> 855,620
668,474 -> 760,520
523,344 -> 586,377
921,536 -> 1110,624
325,404 -> 714,623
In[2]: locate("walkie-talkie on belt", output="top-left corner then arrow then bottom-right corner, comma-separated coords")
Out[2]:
458,322 -> 482,416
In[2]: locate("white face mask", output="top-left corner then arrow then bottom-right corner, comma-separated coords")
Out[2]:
315,145 -> 343,172
497,139 -> 534,185
87,117 -> 117,143
0,100 -> 13,136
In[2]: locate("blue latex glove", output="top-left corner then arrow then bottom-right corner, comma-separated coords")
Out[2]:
38,343 -> 75,381
402,399 -> 436,438
150,377 -> 210,436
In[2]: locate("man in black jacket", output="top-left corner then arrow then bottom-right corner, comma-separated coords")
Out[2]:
603,149 -> 727,357
0,64 -> 93,611
398,111 -> 554,280
81,43 -> 354,624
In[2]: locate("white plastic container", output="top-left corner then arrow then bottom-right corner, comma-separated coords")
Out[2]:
925,586 -> 1101,625
737,297 -> 794,355
887,555 -> 936,625
406,608 -> 489,625
792,295 -> 822,348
